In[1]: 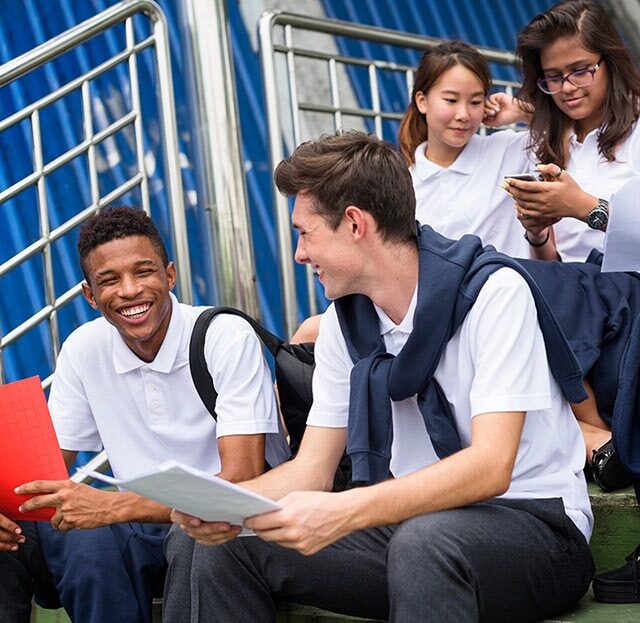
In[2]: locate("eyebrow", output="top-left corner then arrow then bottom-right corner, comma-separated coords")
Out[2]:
542,59 -> 595,73
440,89 -> 485,96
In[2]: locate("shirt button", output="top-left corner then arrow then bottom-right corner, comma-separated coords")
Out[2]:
148,384 -> 156,391
152,400 -> 160,409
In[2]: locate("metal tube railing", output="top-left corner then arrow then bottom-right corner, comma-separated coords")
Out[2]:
258,10 -> 519,337
0,0 -> 191,385
179,0 -> 259,315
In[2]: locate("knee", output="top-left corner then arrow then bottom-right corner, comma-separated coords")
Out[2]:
388,513 -> 469,586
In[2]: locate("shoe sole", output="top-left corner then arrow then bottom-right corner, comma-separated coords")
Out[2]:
593,582 -> 640,603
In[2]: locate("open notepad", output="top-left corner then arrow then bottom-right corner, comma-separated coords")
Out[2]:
78,460 -> 281,527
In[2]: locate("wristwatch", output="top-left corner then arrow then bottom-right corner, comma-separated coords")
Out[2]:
587,198 -> 609,231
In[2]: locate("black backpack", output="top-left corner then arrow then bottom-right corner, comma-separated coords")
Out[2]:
188,307 -> 351,489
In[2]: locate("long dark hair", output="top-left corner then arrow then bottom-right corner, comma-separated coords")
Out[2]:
517,0 -> 640,166
398,41 -> 491,165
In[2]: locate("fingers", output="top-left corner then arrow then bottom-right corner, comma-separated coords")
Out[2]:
17,492 -> 59,513
15,480 -> 67,496
0,515 -> 25,551
172,509 -> 243,546
536,163 -> 563,180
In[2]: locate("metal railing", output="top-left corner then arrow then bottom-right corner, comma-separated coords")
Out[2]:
0,0 -> 188,387
258,11 -> 520,337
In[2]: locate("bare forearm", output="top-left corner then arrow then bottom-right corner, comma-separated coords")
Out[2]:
243,426 -> 345,499
105,491 -> 171,524
341,446 -> 511,533
242,453 -> 334,500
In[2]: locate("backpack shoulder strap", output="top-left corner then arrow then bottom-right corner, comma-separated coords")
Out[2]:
189,306 -> 285,419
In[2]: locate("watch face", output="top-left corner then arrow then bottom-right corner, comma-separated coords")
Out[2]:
588,208 -> 608,230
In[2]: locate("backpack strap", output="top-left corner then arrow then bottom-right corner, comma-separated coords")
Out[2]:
189,306 -> 285,419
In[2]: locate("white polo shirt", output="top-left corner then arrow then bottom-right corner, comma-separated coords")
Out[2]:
411,130 -> 533,258
556,120 -> 640,262
48,293 -> 290,480
307,268 -> 592,540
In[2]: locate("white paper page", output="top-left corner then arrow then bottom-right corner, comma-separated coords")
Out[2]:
77,460 -> 280,525
602,180 -> 640,272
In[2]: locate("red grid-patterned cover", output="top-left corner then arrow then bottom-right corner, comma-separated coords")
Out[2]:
0,376 -> 68,521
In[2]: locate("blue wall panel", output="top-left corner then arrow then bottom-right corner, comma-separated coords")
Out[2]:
1,0 -> 558,384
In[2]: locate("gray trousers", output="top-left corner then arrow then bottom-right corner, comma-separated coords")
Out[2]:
164,498 -> 594,623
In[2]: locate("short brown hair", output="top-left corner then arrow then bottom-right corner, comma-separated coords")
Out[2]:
274,131 -> 416,244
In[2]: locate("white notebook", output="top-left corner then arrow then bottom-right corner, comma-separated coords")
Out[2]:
77,460 -> 280,526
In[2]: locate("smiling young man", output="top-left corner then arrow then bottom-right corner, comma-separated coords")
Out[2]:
168,131 -> 595,623
0,206 -> 289,623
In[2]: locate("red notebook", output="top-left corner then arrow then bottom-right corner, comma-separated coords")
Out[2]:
0,376 -> 68,521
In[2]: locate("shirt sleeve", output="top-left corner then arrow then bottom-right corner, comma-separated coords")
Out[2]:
48,336 -> 103,452
464,268 -> 553,416
306,305 -> 351,428
203,315 -> 280,438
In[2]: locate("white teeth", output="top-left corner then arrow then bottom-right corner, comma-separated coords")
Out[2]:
120,304 -> 150,318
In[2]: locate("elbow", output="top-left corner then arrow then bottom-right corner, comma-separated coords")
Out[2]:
486,465 -> 514,498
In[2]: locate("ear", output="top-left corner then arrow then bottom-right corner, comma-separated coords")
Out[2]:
166,261 -> 177,291
343,206 -> 368,240
414,90 -> 428,115
81,281 -> 99,310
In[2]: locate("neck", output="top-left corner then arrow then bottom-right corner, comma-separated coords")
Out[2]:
425,141 -> 464,168
574,113 -> 603,143
363,242 -> 419,325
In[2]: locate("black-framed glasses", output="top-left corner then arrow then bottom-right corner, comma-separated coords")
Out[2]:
537,58 -> 603,95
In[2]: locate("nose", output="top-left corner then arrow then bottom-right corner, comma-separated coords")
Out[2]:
294,236 -> 308,265
118,273 -> 143,298
561,77 -> 578,94
454,104 -> 469,121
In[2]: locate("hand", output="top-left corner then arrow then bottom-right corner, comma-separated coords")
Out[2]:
0,512 -> 25,552
245,491 -> 356,556
171,509 -> 242,546
16,480 -> 114,531
483,92 -> 529,127
504,164 -> 594,222
515,210 -> 559,238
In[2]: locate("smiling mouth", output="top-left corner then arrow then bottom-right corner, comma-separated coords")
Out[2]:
118,303 -> 151,319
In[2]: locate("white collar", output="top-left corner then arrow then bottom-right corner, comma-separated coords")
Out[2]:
374,285 -> 418,336
412,135 -> 478,182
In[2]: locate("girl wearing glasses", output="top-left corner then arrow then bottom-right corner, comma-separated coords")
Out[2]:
499,0 -> 640,262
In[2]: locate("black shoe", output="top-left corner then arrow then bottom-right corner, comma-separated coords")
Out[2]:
592,544 -> 640,603
591,439 -> 633,492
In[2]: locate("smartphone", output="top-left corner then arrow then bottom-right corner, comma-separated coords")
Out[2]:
504,173 -> 538,182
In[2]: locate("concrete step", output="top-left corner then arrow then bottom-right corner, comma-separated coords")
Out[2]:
30,486 -> 640,623
588,483 -> 640,572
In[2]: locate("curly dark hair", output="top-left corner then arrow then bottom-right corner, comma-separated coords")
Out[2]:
78,205 -> 169,280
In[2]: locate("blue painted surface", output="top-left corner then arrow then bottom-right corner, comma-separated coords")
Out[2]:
1,0 -> 559,387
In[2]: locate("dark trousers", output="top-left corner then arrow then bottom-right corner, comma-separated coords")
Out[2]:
0,522 -> 59,623
0,521 -> 169,623
170,498 -> 594,623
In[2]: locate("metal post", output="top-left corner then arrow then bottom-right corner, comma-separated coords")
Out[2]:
178,0 -> 259,315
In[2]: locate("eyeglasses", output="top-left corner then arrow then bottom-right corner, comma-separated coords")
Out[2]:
536,58 -> 603,95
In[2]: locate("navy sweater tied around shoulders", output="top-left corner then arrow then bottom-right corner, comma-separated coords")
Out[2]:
335,224 -> 591,485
